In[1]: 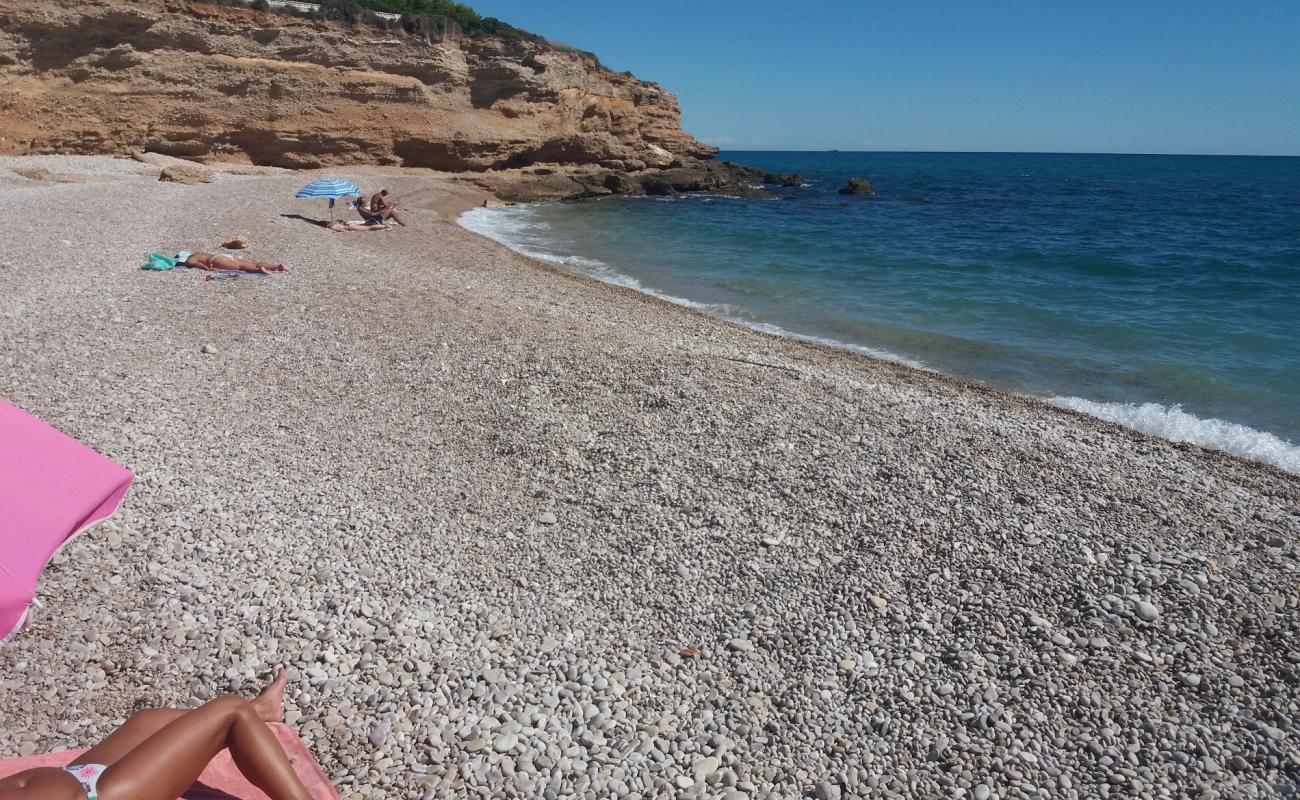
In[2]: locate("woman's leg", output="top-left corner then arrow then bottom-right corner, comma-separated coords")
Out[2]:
78,709 -> 187,766
96,695 -> 310,800
208,255 -> 246,272
80,672 -> 287,767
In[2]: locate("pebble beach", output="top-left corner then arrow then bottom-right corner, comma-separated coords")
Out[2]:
0,156 -> 1297,800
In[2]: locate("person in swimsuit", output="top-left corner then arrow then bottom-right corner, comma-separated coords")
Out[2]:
368,189 -> 406,226
178,252 -> 290,274
325,221 -> 388,232
0,671 -> 313,800
352,196 -> 385,225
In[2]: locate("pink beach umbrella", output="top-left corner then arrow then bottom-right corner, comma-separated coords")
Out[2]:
0,399 -> 133,643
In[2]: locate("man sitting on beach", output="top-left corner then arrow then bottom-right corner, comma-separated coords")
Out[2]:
369,189 -> 407,226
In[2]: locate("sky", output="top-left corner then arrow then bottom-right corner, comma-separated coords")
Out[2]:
468,0 -> 1300,156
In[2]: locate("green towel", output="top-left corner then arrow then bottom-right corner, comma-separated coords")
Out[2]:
142,252 -> 178,271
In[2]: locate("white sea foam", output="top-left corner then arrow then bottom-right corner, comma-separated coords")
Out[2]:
460,206 -> 731,315
741,321 -> 928,370
1048,397 -> 1300,474
459,206 -> 927,370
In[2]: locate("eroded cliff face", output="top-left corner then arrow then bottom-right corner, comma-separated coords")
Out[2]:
0,0 -> 720,174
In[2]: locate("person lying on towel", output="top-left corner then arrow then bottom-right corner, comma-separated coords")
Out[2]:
325,221 -> 389,233
0,670 -> 316,800
178,251 -> 291,274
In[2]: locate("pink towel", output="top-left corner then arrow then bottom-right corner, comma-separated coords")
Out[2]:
0,723 -> 338,800
0,399 -> 133,642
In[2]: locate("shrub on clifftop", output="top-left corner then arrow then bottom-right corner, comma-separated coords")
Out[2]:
358,0 -> 525,37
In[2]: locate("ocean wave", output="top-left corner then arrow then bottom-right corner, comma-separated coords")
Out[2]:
460,206 -> 733,315
740,322 -> 928,370
459,206 -> 927,370
1048,397 -> 1300,474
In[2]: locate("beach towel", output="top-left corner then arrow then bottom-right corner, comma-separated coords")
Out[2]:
0,723 -> 338,800
0,400 -> 133,642
142,252 -> 179,271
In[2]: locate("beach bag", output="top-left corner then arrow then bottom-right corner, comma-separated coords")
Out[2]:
141,252 -> 178,271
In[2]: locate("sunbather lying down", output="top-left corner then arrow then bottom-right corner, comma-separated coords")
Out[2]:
0,670 -> 313,800
179,251 -> 290,274
325,221 -> 389,233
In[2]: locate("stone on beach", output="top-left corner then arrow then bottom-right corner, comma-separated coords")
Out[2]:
0,156 -> 1296,800
158,164 -> 213,185
1134,599 -> 1161,621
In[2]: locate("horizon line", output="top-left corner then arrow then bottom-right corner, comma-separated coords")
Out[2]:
712,148 -> 1300,158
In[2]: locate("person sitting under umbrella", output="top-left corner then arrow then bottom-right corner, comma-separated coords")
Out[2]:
0,670 -> 316,800
351,197 -> 385,226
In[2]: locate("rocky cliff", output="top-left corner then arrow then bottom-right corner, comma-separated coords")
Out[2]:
0,0 -> 759,198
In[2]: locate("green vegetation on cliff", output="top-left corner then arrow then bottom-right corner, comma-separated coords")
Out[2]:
233,0 -> 615,67
316,0 -> 525,37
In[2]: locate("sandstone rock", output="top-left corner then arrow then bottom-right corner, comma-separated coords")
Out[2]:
763,172 -> 804,187
638,163 -> 772,198
222,234 -> 250,249
487,173 -> 588,203
13,167 -> 52,181
482,160 -> 771,203
0,1 -> 718,172
837,177 -> 874,196
159,164 -> 212,185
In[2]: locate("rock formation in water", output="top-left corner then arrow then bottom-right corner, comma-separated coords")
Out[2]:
0,0 -> 763,199
763,172 -> 804,187
838,177 -> 874,196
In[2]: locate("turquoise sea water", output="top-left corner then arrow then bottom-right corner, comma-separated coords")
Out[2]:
462,152 -> 1300,472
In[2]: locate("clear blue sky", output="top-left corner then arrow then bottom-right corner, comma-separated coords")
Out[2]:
468,0 -> 1300,155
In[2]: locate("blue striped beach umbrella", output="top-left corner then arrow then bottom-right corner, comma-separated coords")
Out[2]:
295,178 -> 361,221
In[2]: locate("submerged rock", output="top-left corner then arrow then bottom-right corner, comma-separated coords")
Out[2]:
837,177 -> 874,196
485,160 -> 772,202
763,172 -> 805,187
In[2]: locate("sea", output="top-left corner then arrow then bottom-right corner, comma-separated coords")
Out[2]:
461,152 -> 1300,474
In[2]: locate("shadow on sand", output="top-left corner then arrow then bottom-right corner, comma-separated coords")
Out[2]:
279,213 -> 327,228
